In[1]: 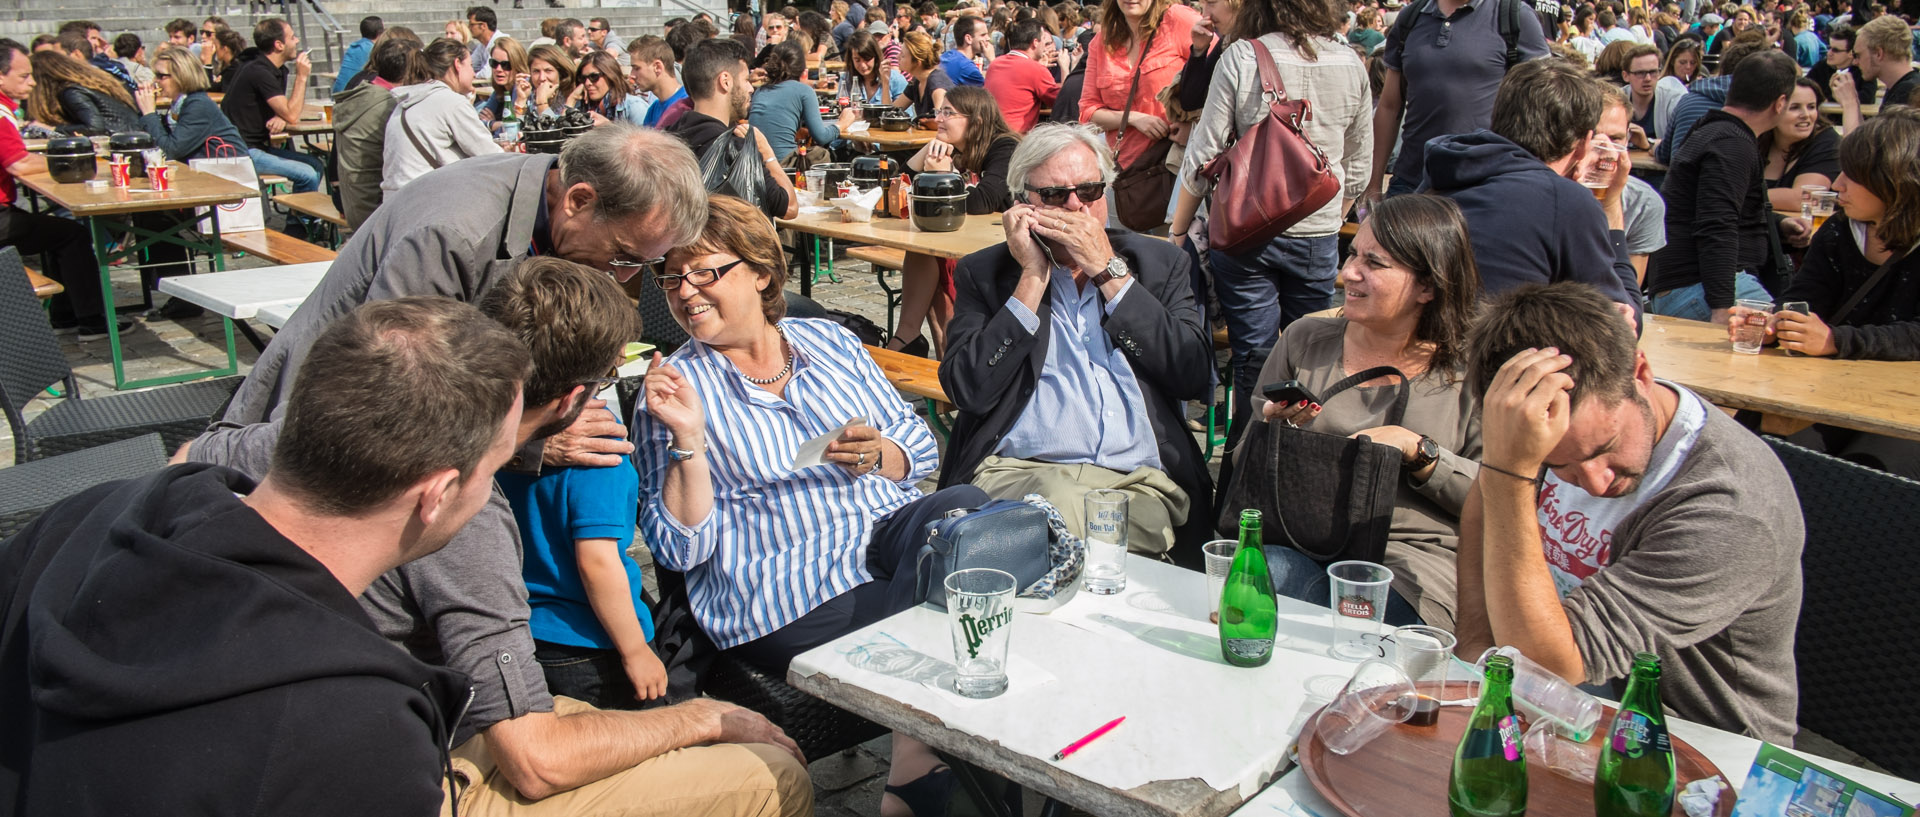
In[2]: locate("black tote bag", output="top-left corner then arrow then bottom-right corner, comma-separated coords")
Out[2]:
1216,366 -> 1409,565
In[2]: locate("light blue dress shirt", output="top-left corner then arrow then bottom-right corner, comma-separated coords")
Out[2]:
995,267 -> 1162,473
634,318 -> 940,648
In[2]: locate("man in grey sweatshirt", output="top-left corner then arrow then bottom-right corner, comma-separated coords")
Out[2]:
1457,283 -> 1803,744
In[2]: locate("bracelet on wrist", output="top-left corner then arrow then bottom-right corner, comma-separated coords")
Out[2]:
1481,462 -> 1541,487
668,439 -> 706,462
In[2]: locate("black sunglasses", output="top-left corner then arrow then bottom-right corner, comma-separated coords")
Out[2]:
655,259 -> 745,290
581,72 -> 607,83
199,29 -> 217,37
1025,182 -> 1105,206
492,59 -> 513,69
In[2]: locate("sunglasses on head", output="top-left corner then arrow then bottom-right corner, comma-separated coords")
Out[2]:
1025,182 -> 1104,206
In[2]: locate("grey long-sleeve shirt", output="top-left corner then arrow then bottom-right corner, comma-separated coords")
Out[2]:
1177,33 -> 1372,239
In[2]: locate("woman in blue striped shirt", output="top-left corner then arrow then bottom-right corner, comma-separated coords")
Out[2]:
636,195 -> 986,816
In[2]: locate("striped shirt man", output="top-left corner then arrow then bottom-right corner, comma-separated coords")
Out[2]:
634,318 -> 940,648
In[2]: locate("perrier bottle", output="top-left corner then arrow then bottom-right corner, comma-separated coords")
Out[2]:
1449,654 -> 1528,817
1595,653 -> 1675,817
1217,510 -> 1277,667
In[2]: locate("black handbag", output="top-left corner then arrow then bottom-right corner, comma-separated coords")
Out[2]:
1217,366 -> 1409,565
914,496 -> 1085,611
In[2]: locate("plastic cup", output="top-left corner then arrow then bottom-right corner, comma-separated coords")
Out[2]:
1390,625 -> 1456,726
1202,540 -> 1236,624
804,168 -> 826,195
1314,658 -> 1418,755
1327,560 -> 1394,661
946,568 -> 1016,698
1731,298 -> 1773,354
1473,646 -> 1602,741
1082,489 -> 1128,595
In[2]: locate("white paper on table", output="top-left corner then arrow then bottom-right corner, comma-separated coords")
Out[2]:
847,120 -> 871,133
792,417 -> 868,471
832,187 -> 883,222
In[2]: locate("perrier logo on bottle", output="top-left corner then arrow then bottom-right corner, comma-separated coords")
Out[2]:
957,608 -> 1012,659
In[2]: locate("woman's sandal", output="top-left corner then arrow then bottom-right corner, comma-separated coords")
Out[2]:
886,334 -> 931,358
883,763 -> 954,817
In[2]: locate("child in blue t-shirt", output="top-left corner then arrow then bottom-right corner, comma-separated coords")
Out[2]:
498,453 -> 666,709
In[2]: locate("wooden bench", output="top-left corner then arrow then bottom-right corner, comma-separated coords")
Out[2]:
222,230 -> 339,266
273,191 -> 348,248
865,344 -> 952,439
24,264 -> 62,299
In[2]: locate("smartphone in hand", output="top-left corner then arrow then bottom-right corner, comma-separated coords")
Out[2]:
1261,380 -> 1319,406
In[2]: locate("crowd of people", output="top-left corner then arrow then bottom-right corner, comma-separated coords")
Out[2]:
2,0 -> 1919,813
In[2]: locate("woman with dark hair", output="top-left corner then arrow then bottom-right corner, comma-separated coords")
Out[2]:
1252,194 -> 1485,630
1170,0 -> 1371,435
840,30 -> 906,105
1751,107 -> 1920,477
749,39 -> 858,164
888,86 -> 1022,356
477,35 -> 530,134
1759,77 -> 1840,214
1077,0 -> 1201,227
569,51 -> 647,127
526,43 -> 575,117
637,194 -> 983,817
795,10 -> 833,73
210,28 -> 247,92
382,38 -> 500,194
28,52 -> 140,135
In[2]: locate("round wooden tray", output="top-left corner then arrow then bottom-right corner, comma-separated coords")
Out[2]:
1296,681 -> 1735,817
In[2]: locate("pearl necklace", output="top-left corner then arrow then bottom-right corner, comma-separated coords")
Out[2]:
741,324 -> 794,385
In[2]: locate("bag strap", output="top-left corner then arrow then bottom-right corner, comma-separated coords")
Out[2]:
1832,249 -> 1909,323
1116,42 -> 1150,150
399,107 -> 446,170
1320,365 -> 1413,427
1248,36 -> 1291,105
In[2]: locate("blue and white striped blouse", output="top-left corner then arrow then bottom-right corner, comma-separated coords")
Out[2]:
634,318 -> 940,648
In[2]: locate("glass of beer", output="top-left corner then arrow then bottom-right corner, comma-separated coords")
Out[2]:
1808,191 -> 1839,231
1799,183 -> 1828,216
1581,140 -> 1626,199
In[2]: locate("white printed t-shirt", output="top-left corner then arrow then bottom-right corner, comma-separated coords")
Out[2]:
1536,381 -> 1708,597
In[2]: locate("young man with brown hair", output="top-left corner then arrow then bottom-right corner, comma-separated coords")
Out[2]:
1833,13 -> 1917,131
630,35 -> 685,127
1457,281 -> 1802,744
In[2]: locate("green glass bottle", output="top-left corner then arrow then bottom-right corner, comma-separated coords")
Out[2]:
1449,654 -> 1528,817
1595,653 -> 1675,817
1217,510 -> 1277,667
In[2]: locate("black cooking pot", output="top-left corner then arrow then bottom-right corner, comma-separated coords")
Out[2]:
911,194 -> 967,232
880,110 -> 913,132
45,136 -> 97,184
813,162 -> 852,189
108,131 -> 155,178
912,172 -> 966,198
522,127 -> 565,155
862,104 -> 890,126
850,155 -> 894,191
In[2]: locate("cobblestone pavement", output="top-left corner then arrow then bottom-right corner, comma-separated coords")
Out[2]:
6,247 -> 1878,814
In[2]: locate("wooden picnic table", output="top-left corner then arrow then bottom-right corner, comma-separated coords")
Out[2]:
1629,148 -> 1665,173
779,209 -> 1005,261
843,126 -> 938,150
16,162 -> 257,389
1639,314 -> 1920,441
1818,101 -> 1879,118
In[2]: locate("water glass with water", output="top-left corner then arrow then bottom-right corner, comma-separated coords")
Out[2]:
1083,490 -> 1128,595
945,568 -> 1016,698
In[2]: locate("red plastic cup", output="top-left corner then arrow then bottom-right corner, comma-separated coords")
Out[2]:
109,156 -> 130,188
148,164 -> 172,192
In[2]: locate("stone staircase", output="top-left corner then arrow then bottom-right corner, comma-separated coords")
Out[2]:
0,0 -> 723,98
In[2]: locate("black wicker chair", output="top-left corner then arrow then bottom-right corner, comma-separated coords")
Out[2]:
1765,435 -> 1920,780
0,433 -> 168,539
0,247 -> 242,463
701,653 -> 890,760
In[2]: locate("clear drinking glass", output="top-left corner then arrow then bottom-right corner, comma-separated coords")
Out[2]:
1580,140 -> 1626,199
1314,658 -> 1418,755
1202,539 -> 1237,624
1472,645 -> 1603,741
1083,489 -> 1128,595
1327,560 -> 1394,661
1799,184 -> 1828,217
804,168 -> 826,195
1390,624 -> 1457,727
1808,191 -> 1839,232
946,568 -> 1017,698
1780,301 -> 1811,356
1731,298 -> 1773,354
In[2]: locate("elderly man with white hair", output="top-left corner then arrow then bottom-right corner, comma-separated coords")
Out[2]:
938,123 -> 1215,563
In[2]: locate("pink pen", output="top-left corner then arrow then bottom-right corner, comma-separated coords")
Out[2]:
1051,716 -> 1125,761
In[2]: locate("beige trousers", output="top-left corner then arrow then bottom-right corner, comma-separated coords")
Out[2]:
969,456 -> 1189,556
442,697 -> 813,817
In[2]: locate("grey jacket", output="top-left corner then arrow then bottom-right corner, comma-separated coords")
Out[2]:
218,152 -> 558,425
1176,33 -> 1372,239
1564,391 -> 1803,744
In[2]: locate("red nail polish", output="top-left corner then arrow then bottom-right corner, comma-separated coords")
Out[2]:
1310,403 -> 1321,411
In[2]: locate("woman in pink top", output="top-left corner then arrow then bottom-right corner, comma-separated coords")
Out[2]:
1077,0 -> 1201,176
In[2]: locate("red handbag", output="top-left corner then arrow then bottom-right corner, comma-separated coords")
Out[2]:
1199,39 -> 1341,256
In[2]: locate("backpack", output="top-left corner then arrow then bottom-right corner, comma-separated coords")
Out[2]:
1388,0 -> 1534,70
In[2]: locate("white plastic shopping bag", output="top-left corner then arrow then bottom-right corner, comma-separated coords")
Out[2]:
191,154 -> 266,233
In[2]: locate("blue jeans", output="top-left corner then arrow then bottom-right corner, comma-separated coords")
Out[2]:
249,146 -> 324,232
1210,234 -> 1339,428
1647,272 -> 1773,321
1265,545 -> 1423,627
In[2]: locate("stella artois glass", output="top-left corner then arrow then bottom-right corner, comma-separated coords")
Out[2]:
1327,560 -> 1394,661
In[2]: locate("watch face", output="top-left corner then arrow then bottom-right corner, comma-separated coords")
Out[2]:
1106,258 -> 1130,279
